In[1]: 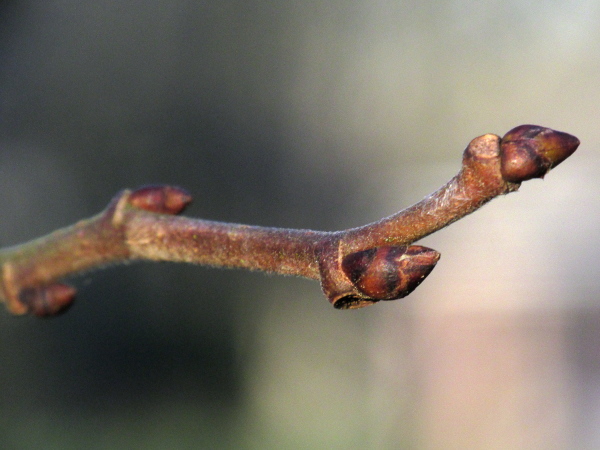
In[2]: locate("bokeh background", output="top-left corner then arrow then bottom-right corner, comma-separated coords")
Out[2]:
0,1 -> 598,448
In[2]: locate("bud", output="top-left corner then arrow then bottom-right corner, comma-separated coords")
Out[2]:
19,283 -> 77,317
500,125 -> 579,183
341,245 -> 440,301
128,185 -> 192,215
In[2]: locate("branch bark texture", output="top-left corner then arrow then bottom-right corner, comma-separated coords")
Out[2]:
0,125 -> 579,316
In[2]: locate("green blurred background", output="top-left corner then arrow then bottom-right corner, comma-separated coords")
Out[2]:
0,1 -> 598,448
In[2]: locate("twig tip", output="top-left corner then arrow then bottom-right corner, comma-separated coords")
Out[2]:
500,125 -> 579,183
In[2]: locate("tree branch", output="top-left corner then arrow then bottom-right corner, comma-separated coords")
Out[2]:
0,125 -> 579,316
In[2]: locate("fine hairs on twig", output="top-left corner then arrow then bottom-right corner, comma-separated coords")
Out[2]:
0,125 -> 579,317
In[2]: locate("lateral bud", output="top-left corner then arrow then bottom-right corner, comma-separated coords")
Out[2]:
500,125 -> 580,183
128,185 -> 192,215
18,283 -> 77,317
325,245 -> 440,309
342,245 -> 440,300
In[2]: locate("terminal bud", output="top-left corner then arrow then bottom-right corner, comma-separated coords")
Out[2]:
500,125 -> 579,183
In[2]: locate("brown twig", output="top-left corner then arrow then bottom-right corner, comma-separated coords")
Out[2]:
0,125 -> 579,316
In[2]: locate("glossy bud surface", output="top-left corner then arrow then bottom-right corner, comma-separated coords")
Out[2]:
500,125 -> 579,183
342,245 -> 440,301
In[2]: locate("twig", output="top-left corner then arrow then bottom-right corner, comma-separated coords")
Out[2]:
0,125 -> 579,316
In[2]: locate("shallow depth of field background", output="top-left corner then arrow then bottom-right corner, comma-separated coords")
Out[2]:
1,1 -> 599,448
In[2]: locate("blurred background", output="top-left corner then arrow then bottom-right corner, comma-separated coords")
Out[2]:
0,1 -> 598,448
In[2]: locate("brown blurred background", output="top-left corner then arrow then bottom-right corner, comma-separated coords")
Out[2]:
0,1 -> 598,448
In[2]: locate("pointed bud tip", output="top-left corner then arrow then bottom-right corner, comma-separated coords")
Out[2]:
500,125 -> 579,183
129,185 -> 192,215
395,245 -> 440,300
405,245 -> 441,266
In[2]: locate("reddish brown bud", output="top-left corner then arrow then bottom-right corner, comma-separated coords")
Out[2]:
341,245 -> 440,302
500,125 -> 579,183
18,283 -> 77,317
128,185 -> 192,215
